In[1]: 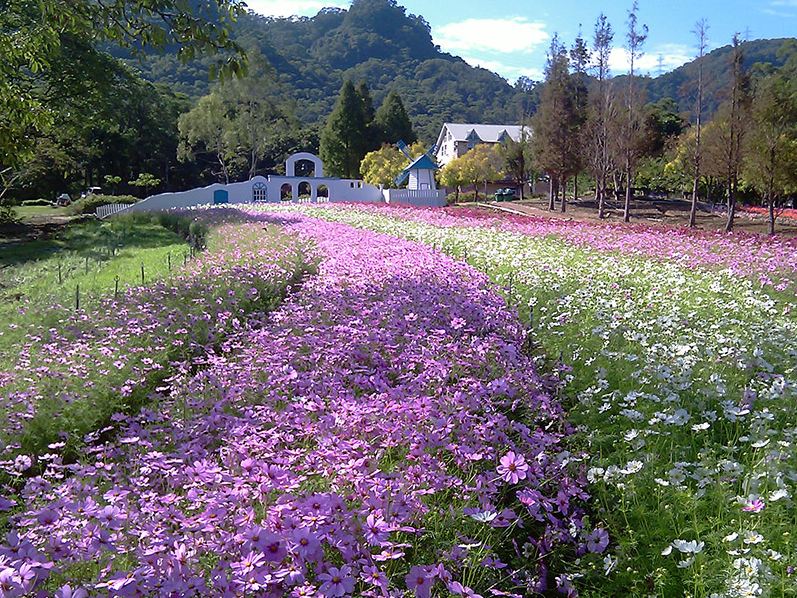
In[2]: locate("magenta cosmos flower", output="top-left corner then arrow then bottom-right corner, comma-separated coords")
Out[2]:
497,451 -> 529,484
405,565 -> 435,598
318,565 -> 355,597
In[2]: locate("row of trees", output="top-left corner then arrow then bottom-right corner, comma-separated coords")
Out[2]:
0,0 -> 247,217
319,80 -> 416,178
527,4 -> 797,232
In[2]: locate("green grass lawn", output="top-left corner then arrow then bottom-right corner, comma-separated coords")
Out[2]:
0,217 -> 188,365
12,204 -> 73,220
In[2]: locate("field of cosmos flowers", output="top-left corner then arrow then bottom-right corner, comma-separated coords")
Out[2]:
1,203 -> 795,597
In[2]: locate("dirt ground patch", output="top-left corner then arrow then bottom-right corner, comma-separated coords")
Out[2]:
467,197 -> 797,238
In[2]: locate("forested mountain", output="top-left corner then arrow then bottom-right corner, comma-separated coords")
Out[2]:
116,0 -> 794,142
636,37 -> 795,116
111,0 -> 533,142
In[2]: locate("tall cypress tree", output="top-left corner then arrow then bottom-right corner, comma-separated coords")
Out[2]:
356,80 -> 379,152
374,90 -> 417,145
320,79 -> 368,178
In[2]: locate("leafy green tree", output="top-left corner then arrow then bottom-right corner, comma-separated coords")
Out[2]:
356,81 -> 380,152
439,159 -> 468,203
221,52 -> 296,178
568,29 -> 591,203
619,0 -> 648,222
360,142 -> 424,187
497,129 -> 534,199
453,144 -> 502,201
531,34 -> 580,211
104,175 -> 122,195
129,173 -> 161,197
374,91 -> 417,145
178,94 -> 237,184
0,0 -> 246,170
743,72 -> 797,234
320,80 -> 369,178
588,13 -> 615,218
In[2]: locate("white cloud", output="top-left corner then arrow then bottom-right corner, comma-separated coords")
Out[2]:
608,44 -> 693,75
460,55 -> 543,82
764,0 -> 797,16
435,17 -> 549,54
244,0 -> 348,18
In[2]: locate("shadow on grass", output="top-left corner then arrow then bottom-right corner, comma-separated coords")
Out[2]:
0,218 -> 183,268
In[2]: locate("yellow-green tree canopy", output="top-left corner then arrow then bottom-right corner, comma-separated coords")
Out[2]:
440,144 -> 502,201
360,142 -> 426,187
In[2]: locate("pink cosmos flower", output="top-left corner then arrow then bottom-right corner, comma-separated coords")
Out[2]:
586,528 -> 610,554
742,498 -> 765,513
405,565 -> 435,598
497,451 -> 529,484
318,565 -> 355,597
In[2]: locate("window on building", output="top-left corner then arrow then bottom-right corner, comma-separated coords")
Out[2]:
252,182 -> 267,202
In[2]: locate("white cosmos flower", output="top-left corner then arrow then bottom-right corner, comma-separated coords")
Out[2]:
624,429 -> 640,441
661,545 -> 673,556
769,489 -> 789,502
654,478 -> 670,487
677,557 -> 695,568
603,555 -> 617,575
743,531 -> 764,545
672,539 -> 705,554
723,532 -> 739,542
587,467 -> 605,483
691,422 -> 710,432
751,438 -> 770,448
767,549 -> 783,561
622,460 -> 643,475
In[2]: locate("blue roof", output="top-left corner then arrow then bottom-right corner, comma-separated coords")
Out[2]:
407,154 -> 438,171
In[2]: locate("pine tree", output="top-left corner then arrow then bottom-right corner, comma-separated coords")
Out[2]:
320,80 -> 368,178
356,80 -> 380,151
374,90 -> 417,145
531,34 -> 579,211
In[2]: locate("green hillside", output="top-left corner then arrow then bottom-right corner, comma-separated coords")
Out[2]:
640,37 -> 795,115
116,0 -> 793,141
113,0 -> 533,142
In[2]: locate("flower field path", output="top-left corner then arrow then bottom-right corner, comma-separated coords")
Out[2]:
0,214 -> 588,597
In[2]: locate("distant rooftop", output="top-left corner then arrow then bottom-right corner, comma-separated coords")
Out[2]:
438,123 -> 531,144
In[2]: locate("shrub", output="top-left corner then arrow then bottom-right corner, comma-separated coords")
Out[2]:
446,190 -> 479,204
69,194 -> 139,215
21,198 -> 54,207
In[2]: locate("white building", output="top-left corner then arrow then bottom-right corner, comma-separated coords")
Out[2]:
434,123 -> 531,166
100,152 -> 446,217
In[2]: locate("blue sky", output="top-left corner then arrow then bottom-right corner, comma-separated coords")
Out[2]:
245,0 -> 797,82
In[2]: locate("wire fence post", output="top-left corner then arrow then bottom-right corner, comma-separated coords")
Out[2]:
75,284 -> 80,311
167,252 -> 171,271
57,263 -> 62,285
508,271 -> 514,307
84,256 -> 89,275
114,276 -> 119,299
140,264 -> 145,285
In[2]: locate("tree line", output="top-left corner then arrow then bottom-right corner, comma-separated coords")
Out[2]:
524,3 -> 797,233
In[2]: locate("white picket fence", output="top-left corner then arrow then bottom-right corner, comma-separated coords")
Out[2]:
382,188 -> 446,207
95,203 -> 132,219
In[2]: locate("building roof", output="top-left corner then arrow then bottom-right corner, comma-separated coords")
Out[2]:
407,153 -> 438,171
436,123 -> 531,147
